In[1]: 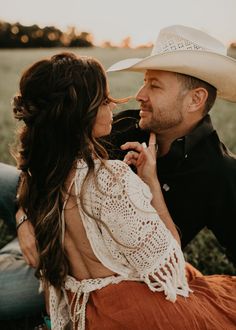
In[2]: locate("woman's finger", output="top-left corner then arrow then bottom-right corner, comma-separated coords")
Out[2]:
148,132 -> 156,146
148,132 -> 157,157
136,151 -> 146,166
124,157 -> 138,166
121,141 -> 143,153
123,150 -> 139,163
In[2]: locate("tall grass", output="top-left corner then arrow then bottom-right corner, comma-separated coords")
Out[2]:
0,48 -> 235,275
0,47 -> 150,163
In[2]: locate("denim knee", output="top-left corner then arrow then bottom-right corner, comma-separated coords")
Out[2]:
0,163 -> 20,230
0,239 -> 45,320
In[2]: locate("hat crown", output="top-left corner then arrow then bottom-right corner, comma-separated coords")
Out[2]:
151,25 -> 226,56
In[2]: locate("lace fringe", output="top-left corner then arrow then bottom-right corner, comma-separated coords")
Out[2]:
141,243 -> 191,302
64,287 -> 89,330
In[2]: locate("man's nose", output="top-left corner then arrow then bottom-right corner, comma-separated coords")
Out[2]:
135,85 -> 148,102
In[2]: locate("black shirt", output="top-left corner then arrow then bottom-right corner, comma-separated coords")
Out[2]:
105,109 -> 236,265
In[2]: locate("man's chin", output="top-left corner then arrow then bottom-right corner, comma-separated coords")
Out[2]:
139,119 -> 150,130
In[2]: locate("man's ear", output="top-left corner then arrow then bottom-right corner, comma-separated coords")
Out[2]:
188,88 -> 208,113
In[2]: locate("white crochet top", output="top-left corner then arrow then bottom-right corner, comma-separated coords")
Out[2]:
49,159 -> 190,329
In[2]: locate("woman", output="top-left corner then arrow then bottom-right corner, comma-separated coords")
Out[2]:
13,52 -> 236,329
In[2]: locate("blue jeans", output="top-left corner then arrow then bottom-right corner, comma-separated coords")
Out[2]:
0,162 -> 20,231
0,163 -> 44,320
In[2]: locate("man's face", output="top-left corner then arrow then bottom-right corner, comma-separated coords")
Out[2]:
136,70 -> 188,133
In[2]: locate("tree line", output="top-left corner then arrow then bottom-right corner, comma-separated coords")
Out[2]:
0,21 -> 93,48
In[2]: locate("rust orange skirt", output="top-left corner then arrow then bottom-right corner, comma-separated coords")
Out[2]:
68,264 -> 236,329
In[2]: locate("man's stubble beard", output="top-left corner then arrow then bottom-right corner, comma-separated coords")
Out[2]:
139,97 -> 184,133
139,109 -> 184,134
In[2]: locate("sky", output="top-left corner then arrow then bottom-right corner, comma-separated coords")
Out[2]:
1,0 -> 236,47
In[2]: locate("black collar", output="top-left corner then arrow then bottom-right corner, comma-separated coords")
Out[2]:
184,115 -> 215,154
112,110 -> 215,164
158,115 -> 215,166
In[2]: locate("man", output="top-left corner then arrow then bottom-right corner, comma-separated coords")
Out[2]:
0,25 -> 236,320
107,25 -> 236,263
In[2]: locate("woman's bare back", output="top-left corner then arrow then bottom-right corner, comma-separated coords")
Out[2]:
63,181 -> 116,281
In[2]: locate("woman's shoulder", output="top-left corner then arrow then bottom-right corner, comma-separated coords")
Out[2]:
105,159 -> 131,173
75,158 -> 150,198
100,160 -> 153,208
95,159 -> 132,192
75,158 -> 131,188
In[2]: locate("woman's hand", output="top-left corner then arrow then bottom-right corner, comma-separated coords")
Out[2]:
121,133 -> 158,186
122,133 -> 180,244
16,209 -> 39,268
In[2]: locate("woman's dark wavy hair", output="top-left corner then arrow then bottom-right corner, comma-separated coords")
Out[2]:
12,52 -> 118,287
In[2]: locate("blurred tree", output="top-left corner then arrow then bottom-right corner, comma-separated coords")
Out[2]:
68,28 -> 93,47
101,40 -> 116,48
0,21 -> 94,48
120,36 -> 131,48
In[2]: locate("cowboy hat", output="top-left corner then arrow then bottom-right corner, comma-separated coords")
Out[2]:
107,25 -> 236,102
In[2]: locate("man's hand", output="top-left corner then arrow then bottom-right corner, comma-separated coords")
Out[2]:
16,209 -> 39,267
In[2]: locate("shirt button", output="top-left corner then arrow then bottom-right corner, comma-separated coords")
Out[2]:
185,154 -> 188,158
163,183 -> 170,192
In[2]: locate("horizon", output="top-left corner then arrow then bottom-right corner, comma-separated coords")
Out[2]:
1,0 -> 236,47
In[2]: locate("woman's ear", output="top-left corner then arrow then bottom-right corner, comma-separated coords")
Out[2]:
188,88 -> 208,113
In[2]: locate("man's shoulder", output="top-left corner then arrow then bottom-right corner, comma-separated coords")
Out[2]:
210,133 -> 236,166
220,145 -> 236,174
205,132 -> 236,180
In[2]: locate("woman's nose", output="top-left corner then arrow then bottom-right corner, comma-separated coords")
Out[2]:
110,102 -> 117,111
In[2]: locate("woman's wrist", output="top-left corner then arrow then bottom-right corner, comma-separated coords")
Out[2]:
16,208 -> 28,230
146,177 -> 161,192
149,183 -> 181,245
16,213 -> 28,230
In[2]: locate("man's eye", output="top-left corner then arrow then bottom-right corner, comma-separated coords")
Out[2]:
151,85 -> 159,88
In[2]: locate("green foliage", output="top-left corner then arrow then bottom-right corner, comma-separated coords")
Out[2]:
0,48 -> 236,276
184,228 -> 235,275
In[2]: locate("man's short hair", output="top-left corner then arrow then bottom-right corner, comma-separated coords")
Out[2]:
175,73 -> 217,114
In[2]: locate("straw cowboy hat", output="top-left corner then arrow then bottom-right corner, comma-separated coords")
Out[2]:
108,25 -> 236,102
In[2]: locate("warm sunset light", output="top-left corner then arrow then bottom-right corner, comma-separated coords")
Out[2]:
0,0 -> 236,47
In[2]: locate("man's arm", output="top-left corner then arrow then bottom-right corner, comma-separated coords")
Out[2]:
207,155 -> 236,266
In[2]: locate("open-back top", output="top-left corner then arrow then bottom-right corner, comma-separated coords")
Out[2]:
49,159 -> 190,330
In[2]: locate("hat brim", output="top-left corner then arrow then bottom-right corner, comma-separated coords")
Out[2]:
107,50 -> 236,102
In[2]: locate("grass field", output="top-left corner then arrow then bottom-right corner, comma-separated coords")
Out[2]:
0,47 -> 236,277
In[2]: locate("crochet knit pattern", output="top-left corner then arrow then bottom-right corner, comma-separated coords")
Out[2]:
49,159 -> 190,329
